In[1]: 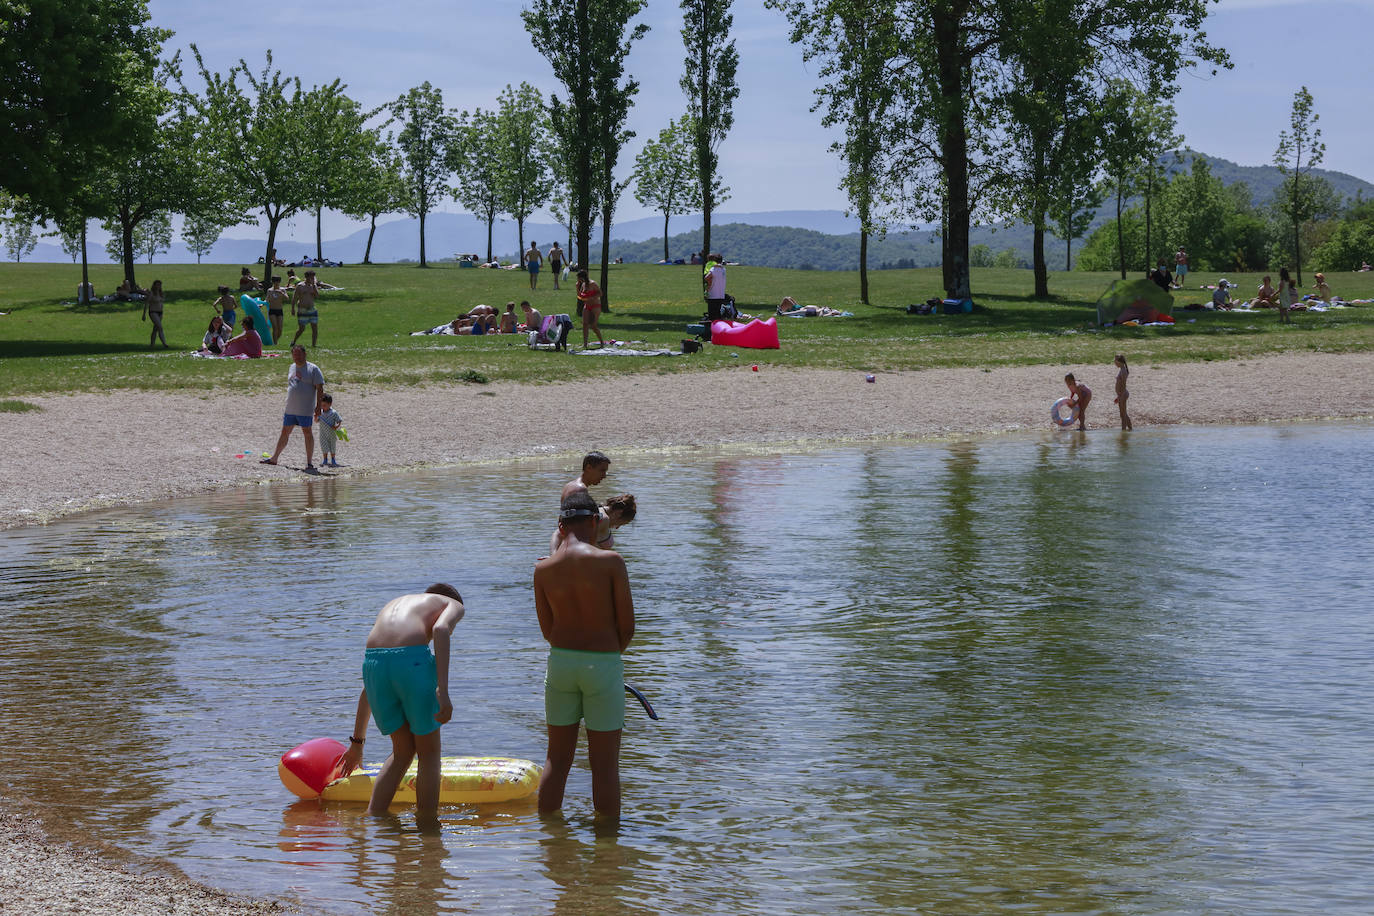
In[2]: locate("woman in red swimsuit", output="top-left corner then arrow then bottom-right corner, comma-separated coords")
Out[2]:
576,270 -> 605,350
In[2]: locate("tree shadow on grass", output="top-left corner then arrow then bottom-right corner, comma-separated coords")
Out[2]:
0,340 -> 157,359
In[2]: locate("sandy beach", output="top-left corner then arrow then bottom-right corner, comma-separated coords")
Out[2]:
4,352 -> 1373,530
2,351 -> 1372,913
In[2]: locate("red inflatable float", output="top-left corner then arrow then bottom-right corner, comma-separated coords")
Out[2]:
710,317 -> 779,349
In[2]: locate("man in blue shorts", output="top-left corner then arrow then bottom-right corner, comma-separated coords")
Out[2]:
262,345 -> 324,469
524,241 -> 543,290
337,585 -> 466,820
534,490 -> 636,817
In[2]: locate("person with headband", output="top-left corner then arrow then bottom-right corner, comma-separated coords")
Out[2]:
533,491 -> 636,817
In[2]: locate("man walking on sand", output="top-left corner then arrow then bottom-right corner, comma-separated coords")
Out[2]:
562,452 -> 610,502
337,585 -> 466,821
534,492 -> 635,817
263,345 -> 324,469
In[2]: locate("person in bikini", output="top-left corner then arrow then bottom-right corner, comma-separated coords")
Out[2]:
499,301 -> 517,334
534,491 -> 635,817
1065,372 -> 1092,431
337,585 -> 466,822
550,493 -> 637,553
264,276 -> 286,343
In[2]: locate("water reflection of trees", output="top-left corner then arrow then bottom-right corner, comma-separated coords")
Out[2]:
0,516 -> 187,840
821,439 -> 1195,911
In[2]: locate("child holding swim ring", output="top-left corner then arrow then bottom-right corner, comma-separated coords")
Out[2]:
1065,373 -> 1091,431
1113,355 -> 1132,430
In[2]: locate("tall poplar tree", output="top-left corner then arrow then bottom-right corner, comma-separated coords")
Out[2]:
770,0 -> 893,304
525,0 -> 649,297
681,0 -> 738,261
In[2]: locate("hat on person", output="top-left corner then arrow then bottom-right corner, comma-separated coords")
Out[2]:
1315,272 -> 1325,281
1218,279 -> 1229,288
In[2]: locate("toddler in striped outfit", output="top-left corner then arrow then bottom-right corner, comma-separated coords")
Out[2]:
318,393 -> 343,467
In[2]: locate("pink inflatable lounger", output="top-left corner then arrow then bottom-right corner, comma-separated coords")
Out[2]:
710,317 -> 780,349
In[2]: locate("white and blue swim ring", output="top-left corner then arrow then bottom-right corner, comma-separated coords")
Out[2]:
1051,397 -> 1078,427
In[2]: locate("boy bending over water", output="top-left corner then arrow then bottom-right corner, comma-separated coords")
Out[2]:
338,585 -> 465,820
1065,373 -> 1091,431
534,491 -> 635,817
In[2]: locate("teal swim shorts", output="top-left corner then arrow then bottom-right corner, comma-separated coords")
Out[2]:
545,647 -> 624,731
362,645 -> 439,737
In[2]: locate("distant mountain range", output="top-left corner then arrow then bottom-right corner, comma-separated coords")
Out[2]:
23,153 -> 1373,270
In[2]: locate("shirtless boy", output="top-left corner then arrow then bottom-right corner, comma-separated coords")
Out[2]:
562,452 -> 610,502
534,492 -> 635,816
337,585 -> 466,819
291,270 -> 321,346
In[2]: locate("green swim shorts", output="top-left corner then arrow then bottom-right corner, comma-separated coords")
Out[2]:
545,647 -> 624,731
362,644 -> 439,737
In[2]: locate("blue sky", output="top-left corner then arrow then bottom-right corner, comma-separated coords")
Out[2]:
150,0 -> 1373,238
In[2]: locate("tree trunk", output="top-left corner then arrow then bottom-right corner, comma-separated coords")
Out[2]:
121,211 -> 137,291
315,205 -> 323,261
1144,175 -> 1152,267
1294,222 -> 1302,285
663,211 -> 670,263
80,221 -> 91,307
364,214 -> 376,264
933,10 -> 970,300
1116,185 -> 1126,280
940,197 -> 951,295
486,212 -> 494,263
264,216 -> 281,286
1066,237 -> 1071,272
1033,224 -> 1048,298
698,11 -> 713,263
859,228 -> 869,305
599,203 -> 612,311
419,208 -> 428,268
517,217 -> 525,260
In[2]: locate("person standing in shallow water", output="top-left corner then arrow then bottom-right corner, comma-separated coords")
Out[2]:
534,491 -> 635,817
562,452 -> 610,502
1113,354 -> 1132,431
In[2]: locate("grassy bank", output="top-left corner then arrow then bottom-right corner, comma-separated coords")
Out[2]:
3,261 -> 1373,396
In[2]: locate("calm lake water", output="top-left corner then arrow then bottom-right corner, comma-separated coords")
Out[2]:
2,423 -> 1373,915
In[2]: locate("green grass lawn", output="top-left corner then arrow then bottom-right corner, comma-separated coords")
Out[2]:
3,260 -> 1374,396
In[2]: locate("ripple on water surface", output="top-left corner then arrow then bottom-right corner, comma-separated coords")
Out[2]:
1,423 -> 1373,914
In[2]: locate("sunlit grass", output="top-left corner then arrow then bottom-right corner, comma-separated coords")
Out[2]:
2,260 -> 1372,396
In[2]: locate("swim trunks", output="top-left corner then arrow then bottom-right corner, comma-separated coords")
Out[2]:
268,308 -> 284,317
298,309 -> 318,325
528,261 -> 540,274
545,647 -> 624,731
282,413 -> 313,427
362,644 -> 440,736
222,308 -> 237,326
